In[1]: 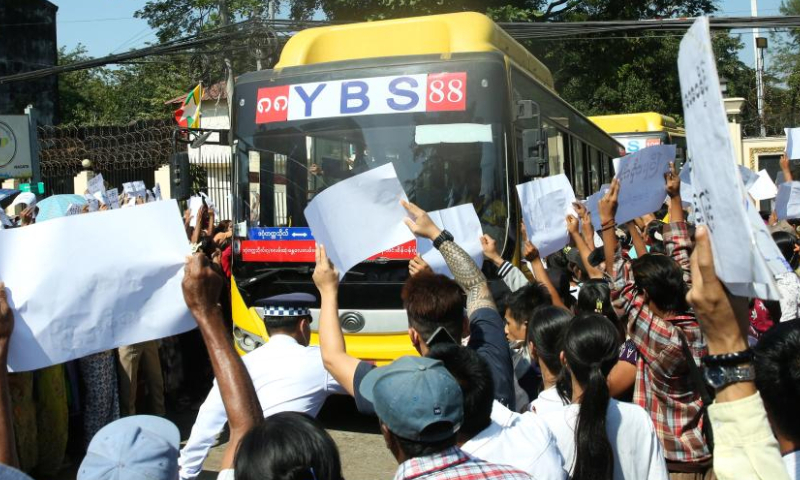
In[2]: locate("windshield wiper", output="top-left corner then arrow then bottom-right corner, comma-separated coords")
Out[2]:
238,266 -> 312,289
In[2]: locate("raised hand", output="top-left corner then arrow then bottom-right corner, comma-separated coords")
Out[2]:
523,240 -> 540,262
182,253 -> 224,320
480,234 -> 502,266
401,200 -> 442,241
685,226 -> 749,355
313,244 -> 339,295
408,255 -> 433,277
599,178 -> 620,225
665,162 -> 680,199
566,215 -> 580,235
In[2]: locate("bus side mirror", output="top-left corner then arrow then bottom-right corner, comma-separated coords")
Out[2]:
515,100 -> 539,121
522,128 -> 549,177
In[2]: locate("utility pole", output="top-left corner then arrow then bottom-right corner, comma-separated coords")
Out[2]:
219,0 -> 234,121
268,0 -> 276,20
752,0 -> 767,137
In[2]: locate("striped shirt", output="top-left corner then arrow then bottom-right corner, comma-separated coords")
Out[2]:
393,446 -> 533,480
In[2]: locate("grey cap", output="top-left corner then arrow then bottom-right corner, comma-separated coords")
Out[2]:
78,415 -> 180,480
359,356 -> 463,442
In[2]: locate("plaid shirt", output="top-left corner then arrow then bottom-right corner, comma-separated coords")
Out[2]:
393,447 -> 533,480
608,221 -> 710,463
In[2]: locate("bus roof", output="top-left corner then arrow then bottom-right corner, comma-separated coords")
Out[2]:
588,112 -> 684,135
276,12 -> 554,89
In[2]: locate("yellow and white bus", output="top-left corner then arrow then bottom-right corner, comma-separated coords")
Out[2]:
230,12 -> 623,361
590,112 -> 687,165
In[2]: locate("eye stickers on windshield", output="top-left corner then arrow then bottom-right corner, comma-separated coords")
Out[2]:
255,72 -> 467,124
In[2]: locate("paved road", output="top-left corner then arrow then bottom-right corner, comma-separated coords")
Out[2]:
45,395 -> 396,480
186,396 -> 398,480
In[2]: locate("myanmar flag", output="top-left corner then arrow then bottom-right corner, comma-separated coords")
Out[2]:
175,84 -> 203,128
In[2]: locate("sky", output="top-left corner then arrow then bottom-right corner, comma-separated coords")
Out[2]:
52,0 -> 786,70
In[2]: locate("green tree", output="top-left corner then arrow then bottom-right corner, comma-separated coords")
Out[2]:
58,45 -> 187,125
770,0 -> 800,127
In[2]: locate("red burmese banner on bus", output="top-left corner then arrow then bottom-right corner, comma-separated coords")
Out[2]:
241,240 -> 418,263
255,72 -> 467,124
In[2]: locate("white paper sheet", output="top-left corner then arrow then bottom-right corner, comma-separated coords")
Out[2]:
87,173 -> 105,195
304,163 -> 414,279
84,196 -> 99,212
516,174 -> 576,258
154,183 -> 163,201
188,196 -> 203,228
613,144 -> 675,224
92,191 -> 108,205
106,188 -> 120,210
416,204 -> 483,278
586,184 -> 611,228
133,181 -> 147,197
749,170 -> 778,201
65,204 -> 82,216
0,200 -> 195,372
738,165 -> 759,191
775,182 -> 800,220
786,128 -> 800,160
122,182 -> 134,195
679,17 -> 779,299
414,124 -> 493,145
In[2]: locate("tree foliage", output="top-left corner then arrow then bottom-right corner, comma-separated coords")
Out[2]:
125,0 -> 764,133
769,0 -> 800,128
58,45 -> 186,125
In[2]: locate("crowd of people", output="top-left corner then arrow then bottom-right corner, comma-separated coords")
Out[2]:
0,154 -> 799,480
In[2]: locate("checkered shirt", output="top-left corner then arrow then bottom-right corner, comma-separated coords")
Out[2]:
607,221 -> 710,463
393,447 -> 533,480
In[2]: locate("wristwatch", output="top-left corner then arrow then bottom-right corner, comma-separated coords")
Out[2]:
703,363 -> 755,389
433,229 -> 454,249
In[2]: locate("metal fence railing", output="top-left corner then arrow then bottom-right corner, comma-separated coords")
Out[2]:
37,120 -> 173,195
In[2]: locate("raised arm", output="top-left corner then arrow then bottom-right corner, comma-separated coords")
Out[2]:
665,162 -> 685,224
481,234 -> 530,292
627,222 -> 648,259
567,213 -> 604,280
686,227 -> 789,480
780,153 -> 793,183
312,245 -> 360,396
0,283 -> 19,468
599,179 -> 620,278
191,205 -> 207,245
402,200 -> 495,316
182,254 -> 261,470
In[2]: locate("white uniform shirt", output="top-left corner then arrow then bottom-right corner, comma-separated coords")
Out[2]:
461,401 -> 566,480
529,386 -> 568,415
539,398 -> 668,480
785,451 -> 799,480
178,335 -> 345,480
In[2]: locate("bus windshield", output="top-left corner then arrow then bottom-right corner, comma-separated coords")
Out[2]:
234,61 -> 509,266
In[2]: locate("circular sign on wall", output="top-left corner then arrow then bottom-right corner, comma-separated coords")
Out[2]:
0,122 -> 17,168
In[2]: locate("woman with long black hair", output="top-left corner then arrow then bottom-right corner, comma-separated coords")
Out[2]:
525,306 -> 573,414
575,280 -> 636,401
540,314 -> 668,480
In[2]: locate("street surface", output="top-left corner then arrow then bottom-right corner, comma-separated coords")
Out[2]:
183,396 -> 397,480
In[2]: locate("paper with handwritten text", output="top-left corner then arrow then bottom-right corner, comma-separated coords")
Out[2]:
679,17 -> 779,299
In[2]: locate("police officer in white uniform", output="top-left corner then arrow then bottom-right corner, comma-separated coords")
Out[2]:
178,293 -> 346,480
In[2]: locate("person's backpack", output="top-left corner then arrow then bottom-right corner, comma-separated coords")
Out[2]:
678,333 -> 715,453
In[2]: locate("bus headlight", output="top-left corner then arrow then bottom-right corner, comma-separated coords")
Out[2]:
233,325 -> 264,352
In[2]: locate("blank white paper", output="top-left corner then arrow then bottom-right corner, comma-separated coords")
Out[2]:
0,200 -> 195,372
304,163 -> 414,279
